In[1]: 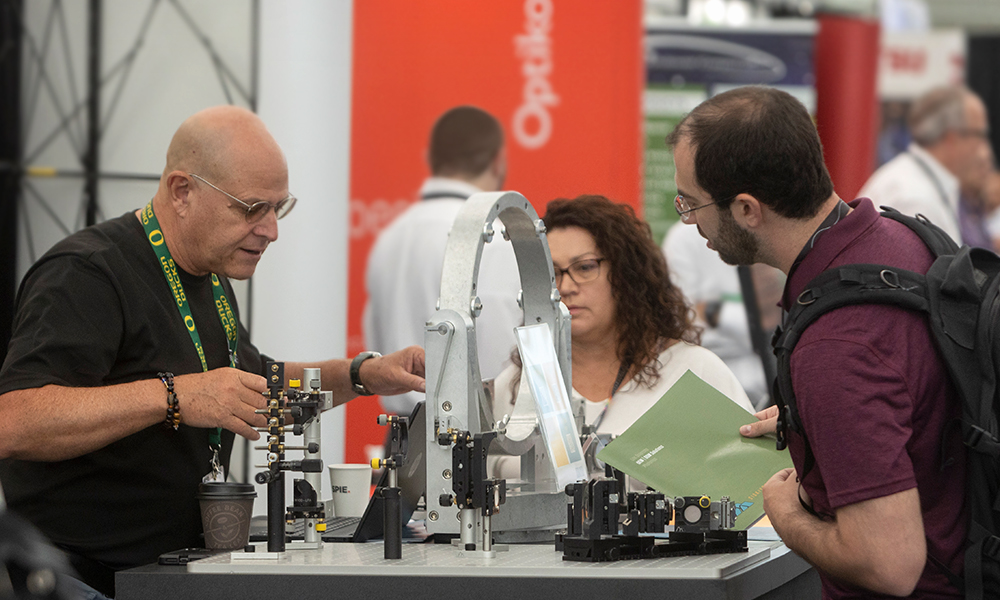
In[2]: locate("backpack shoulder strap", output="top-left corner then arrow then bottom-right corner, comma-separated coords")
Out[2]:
772,263 -> 931,462
877,205 -> 960,257
773,206 -> 954,453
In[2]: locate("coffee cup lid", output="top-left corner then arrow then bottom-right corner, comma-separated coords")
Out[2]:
197,481 -> 257,499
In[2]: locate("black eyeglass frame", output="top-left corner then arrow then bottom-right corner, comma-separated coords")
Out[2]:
553,257 -> 606,286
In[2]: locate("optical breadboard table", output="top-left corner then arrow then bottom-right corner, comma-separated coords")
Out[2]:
117,535 -> 819,600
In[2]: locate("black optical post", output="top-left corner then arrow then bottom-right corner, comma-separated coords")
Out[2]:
373,413 -> 409,559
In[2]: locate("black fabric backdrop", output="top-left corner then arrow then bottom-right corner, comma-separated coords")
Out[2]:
968,35 -> 1000,168
0,0 -> 22,365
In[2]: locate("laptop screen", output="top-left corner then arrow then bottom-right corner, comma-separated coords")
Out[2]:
335,401 -> 426,542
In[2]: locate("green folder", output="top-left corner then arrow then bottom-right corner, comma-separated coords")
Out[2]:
596,369 -> 793,530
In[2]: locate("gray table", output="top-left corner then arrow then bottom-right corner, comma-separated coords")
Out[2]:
117,537 -> 819,600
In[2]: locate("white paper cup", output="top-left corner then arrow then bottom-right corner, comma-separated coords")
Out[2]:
328,464 -> 371,518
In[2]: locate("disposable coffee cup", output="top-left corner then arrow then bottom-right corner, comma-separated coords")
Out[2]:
197,481 -> 256,550
328,464 -> 371,518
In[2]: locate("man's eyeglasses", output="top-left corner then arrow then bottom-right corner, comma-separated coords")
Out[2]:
956,128 -> 991,141
554,258 -> 606,285
189,173 -> 297,224
674,194 -> 718,223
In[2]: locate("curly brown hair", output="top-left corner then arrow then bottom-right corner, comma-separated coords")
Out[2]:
543,195 -> 699,385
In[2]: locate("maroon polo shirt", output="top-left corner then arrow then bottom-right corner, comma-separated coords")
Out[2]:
781,198 -> 967,599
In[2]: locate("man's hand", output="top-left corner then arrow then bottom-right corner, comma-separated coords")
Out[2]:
760,466 -> 927,596
174,368 -> 268,440
740,404 -> 778,437
358,346 -> 426,396
762,468 -> 806,535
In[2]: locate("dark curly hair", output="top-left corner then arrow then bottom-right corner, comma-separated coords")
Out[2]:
543,195 -> 699,385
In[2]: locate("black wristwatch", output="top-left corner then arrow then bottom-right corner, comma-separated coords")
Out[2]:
350,351 -> 381,396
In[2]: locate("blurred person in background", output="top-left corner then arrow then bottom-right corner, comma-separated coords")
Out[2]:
364,106 -> 521,418
959,168 -> 1000,250
860,85 -> 993,245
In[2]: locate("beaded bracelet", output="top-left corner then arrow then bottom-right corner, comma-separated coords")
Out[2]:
157,371 -> 180,430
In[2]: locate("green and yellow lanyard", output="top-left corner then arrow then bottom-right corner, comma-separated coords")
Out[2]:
140,201 -> 239,481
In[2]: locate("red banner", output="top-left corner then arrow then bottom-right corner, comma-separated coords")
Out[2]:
347,0 -> 643,462
815,14 -> 881,201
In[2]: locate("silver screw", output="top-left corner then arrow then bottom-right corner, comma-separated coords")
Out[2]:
443,469 -> 452,479
429,511 -> 439,521
442,401 -> 452,412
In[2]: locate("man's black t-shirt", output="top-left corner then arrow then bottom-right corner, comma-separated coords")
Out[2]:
0,211 -> 264,594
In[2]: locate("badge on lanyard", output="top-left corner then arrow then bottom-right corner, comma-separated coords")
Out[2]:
141,201 -> 238,483
203,445 -> 225,483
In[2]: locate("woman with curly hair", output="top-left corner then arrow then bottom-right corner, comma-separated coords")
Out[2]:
493,195 -> 752,446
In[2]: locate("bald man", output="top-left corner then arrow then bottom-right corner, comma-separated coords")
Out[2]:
0,106 -> 425,597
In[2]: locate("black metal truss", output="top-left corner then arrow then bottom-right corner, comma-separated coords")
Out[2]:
0,0 -> 260,357
0,0 -> 22,359
4,0 -> 259,259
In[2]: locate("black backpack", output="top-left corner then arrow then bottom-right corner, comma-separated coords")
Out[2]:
772,206 -> 1000,599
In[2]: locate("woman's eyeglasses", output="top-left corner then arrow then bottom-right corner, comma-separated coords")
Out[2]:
554,258 -> 606,285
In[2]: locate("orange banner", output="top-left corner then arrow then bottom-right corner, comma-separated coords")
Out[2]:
348,0 -> 643,462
